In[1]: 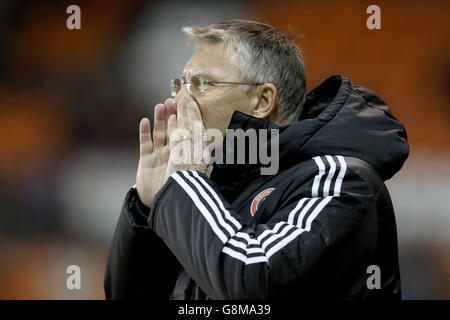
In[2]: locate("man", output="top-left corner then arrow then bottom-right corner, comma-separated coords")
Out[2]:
104,19 -> 409,299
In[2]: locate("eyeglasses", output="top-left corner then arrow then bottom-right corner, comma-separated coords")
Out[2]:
170,75 -> 263,97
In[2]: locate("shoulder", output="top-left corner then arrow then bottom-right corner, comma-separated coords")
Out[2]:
282,155 -> 382,196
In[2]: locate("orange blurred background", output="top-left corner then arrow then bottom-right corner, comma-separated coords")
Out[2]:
0,0 -> 449,299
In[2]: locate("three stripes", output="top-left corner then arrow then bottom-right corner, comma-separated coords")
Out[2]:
169,155 -> 347,266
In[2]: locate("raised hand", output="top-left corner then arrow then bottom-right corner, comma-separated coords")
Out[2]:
135,95 -> 212,208
135,99 -> 176,208
167,94 -> 213,176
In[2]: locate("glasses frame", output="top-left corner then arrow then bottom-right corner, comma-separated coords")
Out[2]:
170,75 -> 263,97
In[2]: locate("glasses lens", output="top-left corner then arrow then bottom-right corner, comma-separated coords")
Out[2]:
170,78 -> 181,97
189,76 -> 203,94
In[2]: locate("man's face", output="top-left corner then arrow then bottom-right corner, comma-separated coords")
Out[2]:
174,42 -> 255,136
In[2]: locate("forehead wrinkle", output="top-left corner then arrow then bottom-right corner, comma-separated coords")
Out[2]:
182,69 -> 218,81
183,43 -> 242,81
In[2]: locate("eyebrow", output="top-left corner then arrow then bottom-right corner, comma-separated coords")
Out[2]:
181,72 -> 216,81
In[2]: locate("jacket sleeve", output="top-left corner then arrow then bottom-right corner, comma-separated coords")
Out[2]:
148,156 -> 378,299
104,186 -> 180,299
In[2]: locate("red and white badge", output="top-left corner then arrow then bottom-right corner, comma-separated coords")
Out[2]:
250,188 -> 275,216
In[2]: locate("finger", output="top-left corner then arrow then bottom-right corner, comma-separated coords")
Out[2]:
164,98 -> 177,142
153,103 -> 167,149
167,114 -> 177,148
139,118 -> 153,155
177,97 -> 188,129
164,98 -> 177,117
184,95 -> 203,122
182,95 -> 205,133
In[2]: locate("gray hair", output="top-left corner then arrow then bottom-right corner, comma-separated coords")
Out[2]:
182,19 -> 306,122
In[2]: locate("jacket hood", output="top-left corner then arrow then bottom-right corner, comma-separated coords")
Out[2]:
211,74 -> 409,189
287,74 -> 409,181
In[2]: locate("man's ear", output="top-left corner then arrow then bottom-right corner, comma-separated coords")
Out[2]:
251,83 -> 279,121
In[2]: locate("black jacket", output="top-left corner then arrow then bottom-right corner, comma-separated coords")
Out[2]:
104,74 -> 409,300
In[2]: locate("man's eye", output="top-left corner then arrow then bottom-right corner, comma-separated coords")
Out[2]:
190,76 -> 201,88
